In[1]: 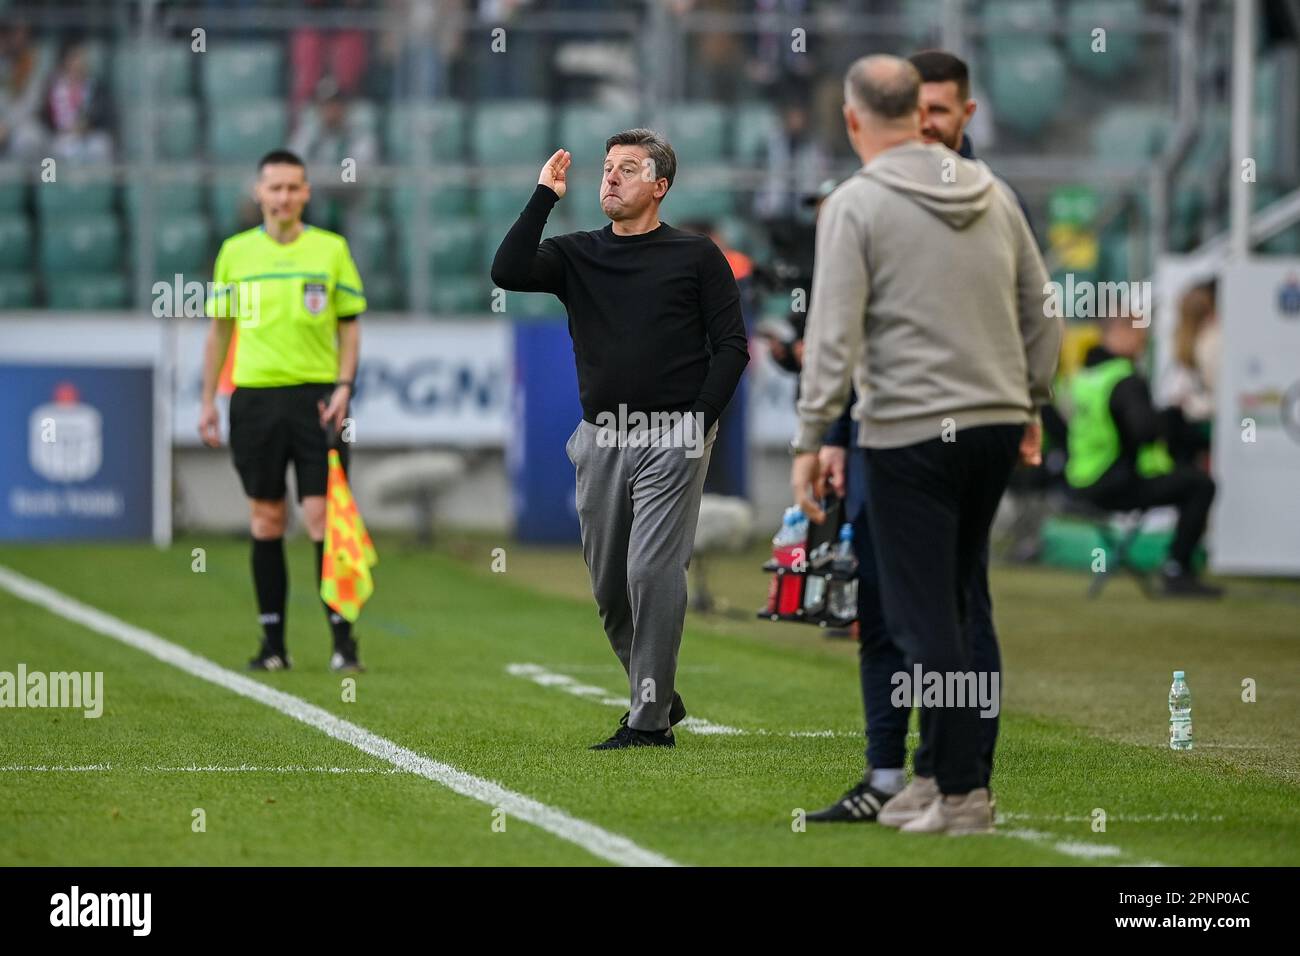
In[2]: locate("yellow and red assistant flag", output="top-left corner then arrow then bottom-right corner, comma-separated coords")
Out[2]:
320,449 -> 378,622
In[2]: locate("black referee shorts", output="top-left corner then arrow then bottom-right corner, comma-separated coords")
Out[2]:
229,383 -> 349,502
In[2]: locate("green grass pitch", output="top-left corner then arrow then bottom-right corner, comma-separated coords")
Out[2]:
1,534 -> 1296,866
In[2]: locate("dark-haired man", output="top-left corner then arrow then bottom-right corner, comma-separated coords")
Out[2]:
198,149 -> 367,673
492,130 -> 749,749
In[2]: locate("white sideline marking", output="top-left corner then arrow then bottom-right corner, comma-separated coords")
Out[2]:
507,663 -> 860,738
0,564 -> 679,868
1001,811 -> 1226,824
1001,828 -> 1166,866
0,764 -> 403,775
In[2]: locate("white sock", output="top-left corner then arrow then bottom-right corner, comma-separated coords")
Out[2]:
869,768 -> 905,794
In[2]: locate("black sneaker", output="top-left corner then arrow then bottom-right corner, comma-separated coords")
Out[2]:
619,692 -> 687,729
329,637 -> 365,673
1159,567 -> 1224,599
807,780 -> 895,823
249,643 -> 291,671
590,724 -> 675,750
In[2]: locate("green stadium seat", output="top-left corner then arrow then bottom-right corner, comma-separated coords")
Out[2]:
1066,0 -> 1141,78
358,271 -> 402,312
126,178 -> 205,221
664,103 -> 727,162
0,175 -> 25,213
431,276 -> 488,314
733,101 -> 779,163
471,101 -> 552,165
984,40 -> 1066,136
399,217 -> 480,278
557,104 -> 638,167
1090,106 -> 1172,166
123,99 -> 202,160
40,214 -> 122,274
208,180 -> 261,238
479,180 -> 538,221
0,273 -> 35,309
388,184 -> 475,220
0,215 -> 33,269
344,215 -> 390,274
983,0 -> 1056,36
35,176 -> 116,217
664,184 -> 735,221
208,101 -> 289,162
149,218 -> 212,277
200,41 -> 283,102
113,42 -> 193,98
47,272 -> 130,310
385,102 -> 466,161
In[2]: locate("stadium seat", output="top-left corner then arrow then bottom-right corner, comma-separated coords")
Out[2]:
113,41 -> 193,99
359,271 -> 402,312
40,214 -> 122,274
399,216 -> 480,278
388,184 -> 475,220
664,184 -> 735,220
431,276 -> 488,314
1090,106 -> 1172,167
557,104 -> 638,166
207,101 -> 289,163
479,180 -> 539,221
471,101 -> 552,165
1065,0 -> 1141,78
344,215 -> 390,274
148,218 -> 212,278
385,102 -> 465,161
733,101 -> 779,163
34,176 -> 116,217
122,99 -> 202,160
0,273 -> 35,309
200,41 -> 283,102
984,39 -> 1066,136
982,0 -> 1056,37
208,180 -> 261,239
126,178 -> 205,222
47,272 -> 130,310
0,215 -> 33,269
663,102 -> 727,162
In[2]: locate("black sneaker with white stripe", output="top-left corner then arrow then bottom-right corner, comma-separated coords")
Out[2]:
248,642 -> 291,671
807,779 -> 894,822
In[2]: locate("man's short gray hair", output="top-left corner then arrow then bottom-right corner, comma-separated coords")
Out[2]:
844,55 -> 922,121
604,128 -> 677,192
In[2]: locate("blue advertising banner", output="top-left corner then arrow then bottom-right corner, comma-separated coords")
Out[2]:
0,365 -> 155,540
509,321 -> 584,543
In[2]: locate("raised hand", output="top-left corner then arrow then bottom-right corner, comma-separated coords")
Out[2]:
539,148 -> 572,199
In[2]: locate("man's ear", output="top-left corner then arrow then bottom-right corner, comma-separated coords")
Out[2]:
964,99 -> 977,124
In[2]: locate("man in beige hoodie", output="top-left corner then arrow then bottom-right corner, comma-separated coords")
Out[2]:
790,55 -> 1061,835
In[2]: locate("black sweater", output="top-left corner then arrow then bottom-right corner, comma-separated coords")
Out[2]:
491,184 -> 749,431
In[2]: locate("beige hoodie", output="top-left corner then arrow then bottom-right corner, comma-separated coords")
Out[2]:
795,140 -> 1061,450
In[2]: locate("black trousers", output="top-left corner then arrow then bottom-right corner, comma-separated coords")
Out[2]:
1080,462 -> 1215,569
865,424 -> 1022,795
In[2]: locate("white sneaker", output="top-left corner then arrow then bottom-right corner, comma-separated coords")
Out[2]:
900,787 -> 995,835
877,775 -> 939,828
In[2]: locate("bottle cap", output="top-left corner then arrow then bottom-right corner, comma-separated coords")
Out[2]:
839,523 -> 852,540
1173,670 -> 1185,680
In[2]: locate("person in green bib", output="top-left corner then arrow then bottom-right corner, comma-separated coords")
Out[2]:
198,149 -> 368,670
1066,313 -> 1220,597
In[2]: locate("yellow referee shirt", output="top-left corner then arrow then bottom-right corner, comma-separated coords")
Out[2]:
206,225 -> 367,387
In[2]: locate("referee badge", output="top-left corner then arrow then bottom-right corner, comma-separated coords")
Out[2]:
303,282 -> 328,315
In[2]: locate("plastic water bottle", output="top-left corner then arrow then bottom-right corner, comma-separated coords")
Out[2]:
1169,670 -> 1192,751
827,524 -> 859,621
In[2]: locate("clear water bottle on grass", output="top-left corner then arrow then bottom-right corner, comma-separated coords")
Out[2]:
1169,670 -> 1193,751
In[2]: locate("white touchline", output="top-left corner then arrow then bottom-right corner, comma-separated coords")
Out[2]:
0,564 -> 679,868
999,828 -> 1167,867
506,663 -> 859,738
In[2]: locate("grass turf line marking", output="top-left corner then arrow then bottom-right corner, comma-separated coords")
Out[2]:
0,564 -> 680,868
0,764 -> 405,774
1000,828 -> 1165,866
507,663 -> 860,738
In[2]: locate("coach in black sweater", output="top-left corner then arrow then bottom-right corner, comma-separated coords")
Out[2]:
492,129 -> 749,749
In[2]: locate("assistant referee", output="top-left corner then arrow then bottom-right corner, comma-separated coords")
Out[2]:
198,148 -> 366,673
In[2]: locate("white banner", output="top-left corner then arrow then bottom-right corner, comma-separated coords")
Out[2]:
1212,260 -> 1300,575
748,337 -> 801,447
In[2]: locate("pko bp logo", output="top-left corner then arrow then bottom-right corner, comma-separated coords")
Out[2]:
304,282 -> 328,315
1279,274 -> 1300,317
29,382 -> 102,483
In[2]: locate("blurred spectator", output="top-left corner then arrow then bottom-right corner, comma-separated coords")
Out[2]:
373,0 -> 466,99
0,20 -> 48,160
674,0 -> 748,103
1158,283 -> 1220,464
289,78 -> 378,239
45,37 -> 112,162
753,83 -> 830,221
291,0 -> 372,112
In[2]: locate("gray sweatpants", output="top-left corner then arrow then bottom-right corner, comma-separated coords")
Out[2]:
566,417 -> 716,731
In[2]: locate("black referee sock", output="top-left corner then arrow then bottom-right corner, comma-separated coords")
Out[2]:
251,536 -> 288,654
314,540 -> 353,648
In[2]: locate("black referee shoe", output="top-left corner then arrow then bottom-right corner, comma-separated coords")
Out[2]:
806,779 -> 894,823
590,725 -> 675,750
329,637 -> 365,673
249,642 -> 291,671
618,692 -> 687,729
